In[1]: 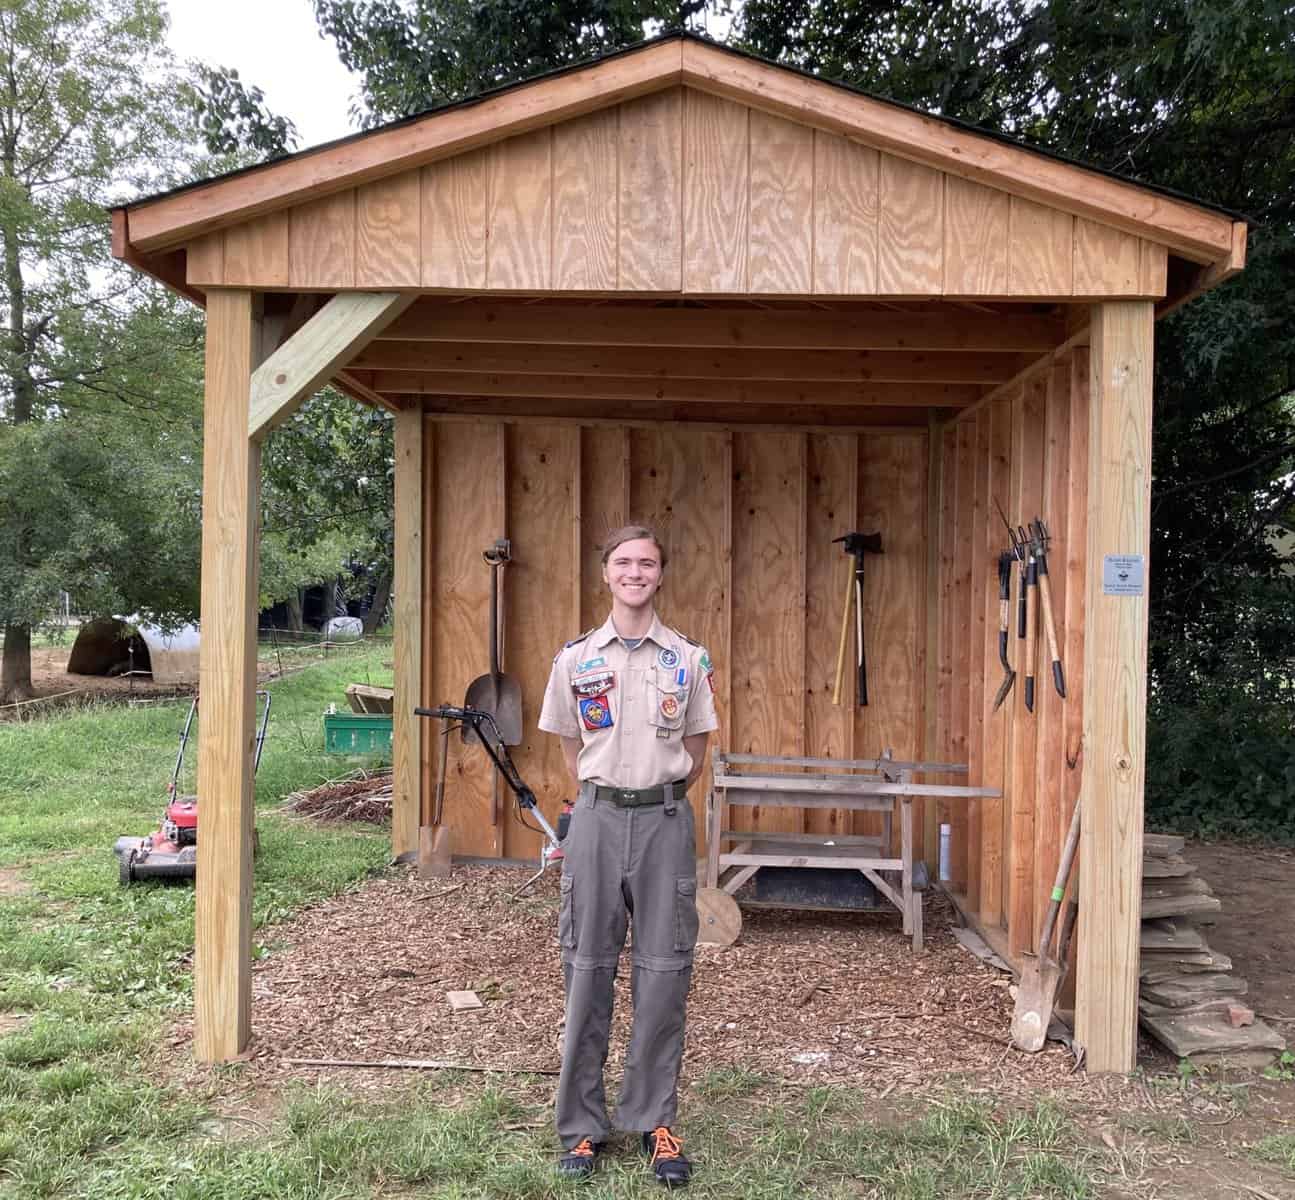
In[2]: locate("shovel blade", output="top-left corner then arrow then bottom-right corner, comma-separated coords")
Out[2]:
419,823 -> 452,879
463,673 -> 523,745
1010,956 -> 1067,1052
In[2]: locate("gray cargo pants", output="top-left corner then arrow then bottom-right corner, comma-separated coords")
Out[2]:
555,780 -> 699,1148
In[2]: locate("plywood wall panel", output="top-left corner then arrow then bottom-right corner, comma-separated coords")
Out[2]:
748,111 -> 814,294
813,132 -> 878,295
965,409 -> 992,905
356,171 -> 420,287
731,432 -> 806,833
288,190 -> 355,288
487,130 -> 553,290
857,433 -> 927,847
943,177 -> 1008,295
223,213 -> 289,287
553,110 -> 618,291
503,425 -> 578,858
878,155 -> 943,294
683,91 -> 749,293
1009,196 -> 1072,296
1073,218 -> 1140,296
933,424 -> 958,848
186,232 -> 224,286
577,427 -> 630,630
421,150 -> 488,288
948,420 -> 976,885
805,434 -> 857,836
429,421 -> 503,857
1139,240 -> 1168,296
618,90 -> 682,291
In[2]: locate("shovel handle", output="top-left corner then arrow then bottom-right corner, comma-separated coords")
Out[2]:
1037,800 -> 1082,958
831,557 -> 854,706
1037,569 -> 1067,698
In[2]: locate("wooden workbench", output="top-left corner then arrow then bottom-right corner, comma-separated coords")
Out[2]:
705,752 -> 1002,951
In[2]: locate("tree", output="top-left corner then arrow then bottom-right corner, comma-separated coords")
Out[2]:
313,0 -> 712,122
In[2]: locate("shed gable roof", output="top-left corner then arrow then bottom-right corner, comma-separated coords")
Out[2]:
116,35 -> 1241,276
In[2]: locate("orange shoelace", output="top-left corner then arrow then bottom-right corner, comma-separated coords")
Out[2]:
569,1138 -> 597,1158
649,1127 -> 684,1162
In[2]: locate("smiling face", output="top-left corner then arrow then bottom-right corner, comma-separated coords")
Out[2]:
602,537 -> 664,612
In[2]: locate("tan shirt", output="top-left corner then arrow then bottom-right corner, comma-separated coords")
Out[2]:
538,614 -> 719,789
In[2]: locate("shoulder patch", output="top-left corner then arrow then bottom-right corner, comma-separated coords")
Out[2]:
564,627 -> 597,649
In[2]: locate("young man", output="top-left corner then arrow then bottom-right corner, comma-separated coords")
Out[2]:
538,524 -> 719,1188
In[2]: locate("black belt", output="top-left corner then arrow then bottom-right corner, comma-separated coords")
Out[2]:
591,780 -> 688,808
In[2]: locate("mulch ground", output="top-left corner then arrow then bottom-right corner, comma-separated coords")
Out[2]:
169,856 -> 1099,1102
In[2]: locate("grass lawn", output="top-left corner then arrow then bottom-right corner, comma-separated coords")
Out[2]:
0,645 -> 1289,1198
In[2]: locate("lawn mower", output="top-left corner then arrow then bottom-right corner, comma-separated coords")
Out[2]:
114,691 -> 271,885
413,703 -> 564,898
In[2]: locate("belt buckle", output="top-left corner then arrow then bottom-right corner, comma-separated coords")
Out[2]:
617,788 -> 637,807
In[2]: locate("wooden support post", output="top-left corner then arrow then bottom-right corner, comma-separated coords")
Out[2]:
392,402 -> 424,859
1076,301 -> 1153,1073
195,290 -> 261,1063
922,416 -> 942,871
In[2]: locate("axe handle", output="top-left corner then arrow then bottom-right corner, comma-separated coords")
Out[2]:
832,557 -> 854,706
1024,557 -> 1038,712
854,574 -> 868,707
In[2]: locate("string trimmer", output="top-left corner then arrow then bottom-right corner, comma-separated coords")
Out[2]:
413,704 -> 564,899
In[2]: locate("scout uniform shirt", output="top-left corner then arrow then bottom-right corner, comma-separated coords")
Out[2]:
538,614 -> 719,789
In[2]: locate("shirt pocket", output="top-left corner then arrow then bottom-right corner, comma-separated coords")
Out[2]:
646,670 -> 686,732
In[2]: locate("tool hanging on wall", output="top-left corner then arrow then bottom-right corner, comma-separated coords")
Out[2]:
991,550 -> 1016,711
832,531 -> 883,707
1022,524 -> 1038,712
1027,518 -> 1067,698
831,552 -> 855,706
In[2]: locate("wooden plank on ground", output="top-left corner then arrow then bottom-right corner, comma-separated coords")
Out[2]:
682,90 -> 748,293
1075,300 -> 1154,1073
618,89 -> 683,291
812,130 -> 878,295
553,109 -> 618,290
748,110 -> 813,294
194,289 -> 260,1063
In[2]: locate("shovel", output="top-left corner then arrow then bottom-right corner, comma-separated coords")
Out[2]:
1010,799 -> 1082,1052
463,540 -> 522,746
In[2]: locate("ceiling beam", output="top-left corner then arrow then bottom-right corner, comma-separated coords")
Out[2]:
357,370 -> 982,408
350,342 -> 1029,384
377,302 -> 1066,353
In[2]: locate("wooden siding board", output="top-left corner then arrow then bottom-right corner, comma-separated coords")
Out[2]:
187,232 -> 225,286
553,110 -> 619,290
965,409 -> 992,905
943,177 -> 1009,295
812,132 -> 878,295
504,425 -> 577,859
748,110 -> 814,294
579,427 -> 632,629
421,150 -> 488,289
1073,218 -> 1139,297
618,89 -> 683,291
878,154 -> 943,295
223,213 -> 289,287
1009,196 -> 1072,297
950,420 -> 976,886
682,90 -> 749,293
487,129 -> 553,290
356,171 -> 421,287
288,190 -> 356,288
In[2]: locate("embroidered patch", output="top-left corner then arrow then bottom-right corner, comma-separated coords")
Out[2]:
576,656 -> 606,672
707,669 -> 715,692
579,696 -> 613,730
572,670 -> 615,697
675,666 -> 688,688
660,695 -> 680,720
699,652 -> 712,673
657,646 -> 680,669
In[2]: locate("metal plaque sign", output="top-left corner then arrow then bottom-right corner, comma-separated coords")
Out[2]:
1102,554 -> 1146,596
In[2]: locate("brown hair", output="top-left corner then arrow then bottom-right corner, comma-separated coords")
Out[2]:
600,524 -> 668,568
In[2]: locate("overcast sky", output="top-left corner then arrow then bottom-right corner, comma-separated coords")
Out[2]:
165,0 -> 361,149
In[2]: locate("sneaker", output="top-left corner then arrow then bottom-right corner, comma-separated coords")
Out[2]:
642,1126 -> 692,1188
556,1137 -> 601,1179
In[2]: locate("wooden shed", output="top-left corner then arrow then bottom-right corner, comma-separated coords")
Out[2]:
111,34 -> 1246,1075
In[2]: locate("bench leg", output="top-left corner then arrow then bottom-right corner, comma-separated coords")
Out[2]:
705,789 -> 721,888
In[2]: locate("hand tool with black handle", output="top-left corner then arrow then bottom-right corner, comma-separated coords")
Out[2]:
1023,530 -> 1038,713
991,550 -> 1016,711
1028,518 -> 1066,698
832,531 -> 883,707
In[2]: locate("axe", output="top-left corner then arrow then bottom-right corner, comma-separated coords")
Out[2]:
832,531 -> 883,707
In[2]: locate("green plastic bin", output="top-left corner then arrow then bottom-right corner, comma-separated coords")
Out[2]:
324,711 -> 393,756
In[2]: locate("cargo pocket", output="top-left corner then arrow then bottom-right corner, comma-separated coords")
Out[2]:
559,873 -> 577,949
673,876 -> 699,953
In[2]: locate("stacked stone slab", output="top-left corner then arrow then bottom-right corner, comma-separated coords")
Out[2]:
1138,834 -> 1286,1064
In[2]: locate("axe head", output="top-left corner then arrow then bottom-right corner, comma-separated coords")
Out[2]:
833,531 -> 883,557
